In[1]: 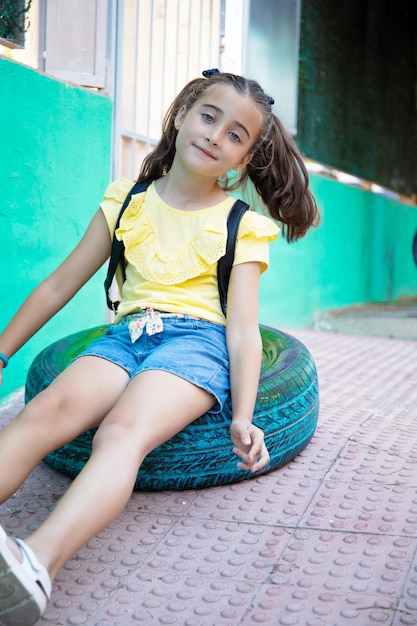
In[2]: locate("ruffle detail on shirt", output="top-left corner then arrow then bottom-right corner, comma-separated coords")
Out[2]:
115,194 -> 229,285
103,177 -> 135,204
238,211 -> 280,242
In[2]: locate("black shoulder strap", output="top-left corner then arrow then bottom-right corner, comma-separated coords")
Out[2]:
104,179 -> 153,311
217,199 -> 249,317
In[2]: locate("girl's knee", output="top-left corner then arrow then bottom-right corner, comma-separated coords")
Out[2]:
92,417 -> 146,458
93,419 -> 130,446
20,384 -> 72,429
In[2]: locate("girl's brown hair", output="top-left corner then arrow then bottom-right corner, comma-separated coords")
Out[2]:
138,71 -> 319,242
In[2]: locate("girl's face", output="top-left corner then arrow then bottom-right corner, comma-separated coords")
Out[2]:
174,85 -> 263,179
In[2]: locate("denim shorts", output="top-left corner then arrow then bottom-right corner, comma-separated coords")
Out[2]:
76,315 -> 230,413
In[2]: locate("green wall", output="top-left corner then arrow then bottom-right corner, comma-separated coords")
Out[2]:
259,175 -> 417,328
0,58 -> 113,399
1,58 -> 416,400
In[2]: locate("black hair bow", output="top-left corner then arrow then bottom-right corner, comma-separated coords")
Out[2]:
202,68 -> 220,78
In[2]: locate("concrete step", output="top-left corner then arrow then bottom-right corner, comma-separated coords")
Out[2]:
311,300 -> 417,340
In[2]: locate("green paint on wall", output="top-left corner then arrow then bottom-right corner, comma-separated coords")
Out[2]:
0,58 -> 113,398
1,59 -> 416,400
258,175 -> 417,328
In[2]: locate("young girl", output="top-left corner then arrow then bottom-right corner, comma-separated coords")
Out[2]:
0,69 -> 319,625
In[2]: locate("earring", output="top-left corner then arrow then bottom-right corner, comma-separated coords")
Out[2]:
175,121 -> 181,130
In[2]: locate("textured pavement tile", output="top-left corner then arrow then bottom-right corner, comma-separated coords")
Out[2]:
1,329 -> 417,624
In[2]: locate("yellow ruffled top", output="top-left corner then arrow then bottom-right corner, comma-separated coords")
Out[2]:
100,178 -> 279,324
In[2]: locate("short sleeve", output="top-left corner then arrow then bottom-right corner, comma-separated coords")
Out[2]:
99,177 -> 134,236
233,211 -> 279,273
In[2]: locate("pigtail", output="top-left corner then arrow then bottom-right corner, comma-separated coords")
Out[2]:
137,101 -> 179,181
137,69 -> 319,243
138,78 -> 206,182
245,114 -> 319,242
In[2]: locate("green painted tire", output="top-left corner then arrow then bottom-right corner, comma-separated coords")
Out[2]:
25,325 -> 319,491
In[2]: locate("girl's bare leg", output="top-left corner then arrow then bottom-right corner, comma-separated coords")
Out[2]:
18,369 -> 214,581
0,356 -> 130,503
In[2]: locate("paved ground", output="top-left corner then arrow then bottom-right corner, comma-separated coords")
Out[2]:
0,327 -> 416,625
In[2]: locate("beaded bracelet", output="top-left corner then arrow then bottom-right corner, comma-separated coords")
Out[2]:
0,353 -> 9,368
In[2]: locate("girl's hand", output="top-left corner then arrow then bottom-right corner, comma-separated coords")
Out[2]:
230,419 -> 270,473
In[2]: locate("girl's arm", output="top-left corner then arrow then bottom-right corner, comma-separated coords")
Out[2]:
225,262 -> 270,473
0,209 -> 111,380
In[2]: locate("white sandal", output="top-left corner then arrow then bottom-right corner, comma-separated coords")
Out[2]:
0,525 -> 51,626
